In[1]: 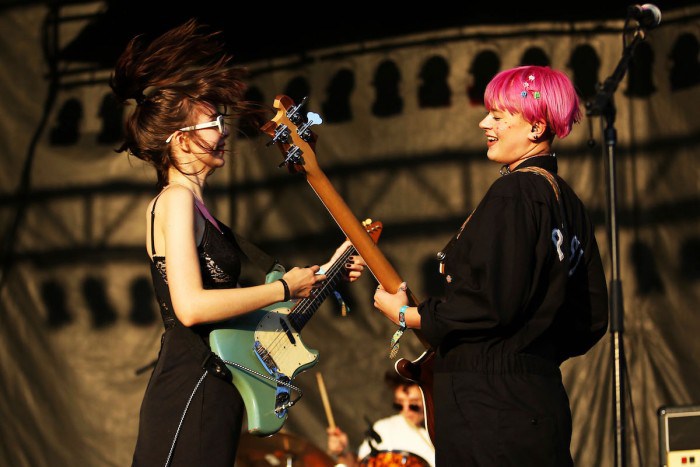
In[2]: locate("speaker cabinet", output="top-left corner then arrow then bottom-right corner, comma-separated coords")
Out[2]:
659,405 -> 700,467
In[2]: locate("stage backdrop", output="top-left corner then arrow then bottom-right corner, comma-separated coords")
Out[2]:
1,4 -> 699,466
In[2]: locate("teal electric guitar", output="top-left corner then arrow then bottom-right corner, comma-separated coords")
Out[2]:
209,220 -> 382,436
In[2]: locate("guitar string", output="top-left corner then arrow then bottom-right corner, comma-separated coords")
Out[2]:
261,222 -> 379,357
252,246 -> 352,396
216,250 -> 357,418
262,246 -> 355,357
263,246 -> 354,354
290,246 -> 353,328
285,246 -> 352,331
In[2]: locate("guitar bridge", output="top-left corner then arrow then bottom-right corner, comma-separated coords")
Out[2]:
254,340 -> 278,371
254,341 -> 292,417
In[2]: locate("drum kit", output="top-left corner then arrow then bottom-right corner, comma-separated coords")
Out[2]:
359,450 -> 430,467
235,431 -> 335,467
235,431 -> 429,467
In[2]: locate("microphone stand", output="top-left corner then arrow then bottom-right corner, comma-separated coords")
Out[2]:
363,415 -> 382,456
586,26 -> 648,467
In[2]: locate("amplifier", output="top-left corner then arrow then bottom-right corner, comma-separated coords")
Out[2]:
659,405 -> 700,467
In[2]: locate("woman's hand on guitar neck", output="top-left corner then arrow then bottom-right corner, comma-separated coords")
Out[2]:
321,239 -> 366,283
374,282 -> 422,329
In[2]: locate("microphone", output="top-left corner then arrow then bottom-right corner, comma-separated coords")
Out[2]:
627,4 -> 662,29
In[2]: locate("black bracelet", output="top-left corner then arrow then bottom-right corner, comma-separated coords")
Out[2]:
278,278 -> 291,302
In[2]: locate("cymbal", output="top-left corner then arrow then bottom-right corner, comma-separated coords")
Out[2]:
236,431 -> 336,467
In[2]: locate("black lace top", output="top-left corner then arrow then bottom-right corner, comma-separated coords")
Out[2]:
149,197 -> 242,338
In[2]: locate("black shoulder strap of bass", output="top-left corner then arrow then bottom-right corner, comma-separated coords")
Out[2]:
232,232 -> 285,275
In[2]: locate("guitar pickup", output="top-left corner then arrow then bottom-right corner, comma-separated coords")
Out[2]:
279,318 -> 296,345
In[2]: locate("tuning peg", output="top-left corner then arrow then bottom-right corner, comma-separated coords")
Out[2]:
278,146 -> 304,168
287,96 -> 308,125
266,123 -> 291,147
297,112 -> 323,142
306,112 -> 323,126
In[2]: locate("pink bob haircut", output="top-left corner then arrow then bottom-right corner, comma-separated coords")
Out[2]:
484,65 -> 582,139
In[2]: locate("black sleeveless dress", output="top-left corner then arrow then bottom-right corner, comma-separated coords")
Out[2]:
132,200 -> 245,467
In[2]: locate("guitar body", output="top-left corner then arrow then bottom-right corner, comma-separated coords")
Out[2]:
209,270 -> 319,437
395,350 -> 435,436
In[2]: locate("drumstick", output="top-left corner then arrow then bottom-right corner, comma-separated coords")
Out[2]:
316,372 -> 336,429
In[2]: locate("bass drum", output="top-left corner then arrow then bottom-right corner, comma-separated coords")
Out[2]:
359,450 -> 430,467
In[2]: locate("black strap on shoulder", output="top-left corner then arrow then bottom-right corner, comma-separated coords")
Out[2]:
231,232 -> 284,275
517,166 -> 568,231
150,192 -> 165,256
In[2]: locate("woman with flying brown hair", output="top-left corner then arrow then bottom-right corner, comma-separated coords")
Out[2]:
110,19 -> 364,466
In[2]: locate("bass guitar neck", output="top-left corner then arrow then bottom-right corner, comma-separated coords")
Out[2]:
261,94 -> 437,442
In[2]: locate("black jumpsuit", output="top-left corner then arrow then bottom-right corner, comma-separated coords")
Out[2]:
418,155 -> 609,466
132,200 -> 245,467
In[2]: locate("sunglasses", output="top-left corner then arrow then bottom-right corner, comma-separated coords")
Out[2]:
392,402 -> 422,413
166,114 -> 225,143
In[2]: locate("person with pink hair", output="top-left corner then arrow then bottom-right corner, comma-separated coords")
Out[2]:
374,65 -> 608,465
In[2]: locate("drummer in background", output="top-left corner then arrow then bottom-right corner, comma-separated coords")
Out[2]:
326,371 -> 435,467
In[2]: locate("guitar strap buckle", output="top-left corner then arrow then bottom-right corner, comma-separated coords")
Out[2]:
438,212 -> 474,276
202,352 -> 231,381
436,243 -> 452,275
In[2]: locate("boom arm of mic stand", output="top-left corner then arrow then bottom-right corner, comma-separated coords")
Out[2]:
587,30 -> 646,119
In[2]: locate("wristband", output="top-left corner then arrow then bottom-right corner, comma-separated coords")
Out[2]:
398,305 -> 408,328
389,305 -> 409,359
278,278 -> 291,302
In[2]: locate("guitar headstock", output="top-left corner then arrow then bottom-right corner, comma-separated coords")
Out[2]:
260,95 -> 322,175
363,218 -> 383,245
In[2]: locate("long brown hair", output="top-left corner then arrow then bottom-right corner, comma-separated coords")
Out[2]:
110,19 -> 249,188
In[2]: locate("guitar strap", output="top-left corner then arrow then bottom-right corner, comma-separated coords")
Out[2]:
517,166 -> 567,234
232,232 -> 285,276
